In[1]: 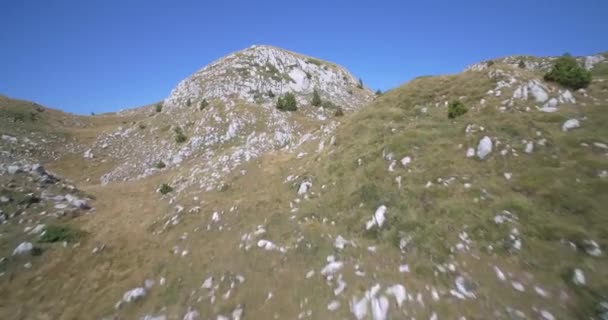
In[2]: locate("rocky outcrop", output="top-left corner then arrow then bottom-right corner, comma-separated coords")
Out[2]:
163,45 -> 373,110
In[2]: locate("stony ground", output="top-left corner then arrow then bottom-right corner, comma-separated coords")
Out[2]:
0,52 -> 607,320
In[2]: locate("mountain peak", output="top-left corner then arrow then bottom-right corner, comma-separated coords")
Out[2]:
163,45 -> 373,110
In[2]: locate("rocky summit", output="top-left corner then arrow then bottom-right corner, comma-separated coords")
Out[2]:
1,48 -> 608,320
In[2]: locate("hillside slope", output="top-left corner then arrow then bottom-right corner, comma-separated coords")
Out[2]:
0,51 -> 607,319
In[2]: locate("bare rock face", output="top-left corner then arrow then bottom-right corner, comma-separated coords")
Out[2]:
163,45 -> 373,110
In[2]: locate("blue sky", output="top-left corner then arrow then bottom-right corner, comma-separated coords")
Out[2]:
1,0 -> 606,114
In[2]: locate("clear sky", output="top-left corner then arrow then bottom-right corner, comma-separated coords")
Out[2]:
1,0 -> 606,114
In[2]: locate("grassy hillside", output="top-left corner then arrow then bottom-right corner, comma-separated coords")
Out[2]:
1,54 -> 607,319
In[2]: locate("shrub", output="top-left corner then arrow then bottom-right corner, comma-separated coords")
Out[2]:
186,98 -> 191,107
357,78 -> 364,89
518,60 -> 526,69
159,183 -> 173,195
155,103 -> 163,113
199,99 -> 209,110
139,123 -> 146,129
174,127 -> 187,143
311,89 -> 322,106
544,54 -> 592,89
486,60 -> 495,67
276,92 -> 297,111
39,225 -> 83,243
375,89 -> 382,95
155,161 -> 166,169
267,90 -> 275,98
447,100 -> 468,119
334,107 -> 344,117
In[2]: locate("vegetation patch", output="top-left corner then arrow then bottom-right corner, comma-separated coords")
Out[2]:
174,127 -> 187,143
544,54 -> 592,89
276,92 -> 297,111
39,225 -> 84,243
447,100 -> 468,119
159,183 -> 173,195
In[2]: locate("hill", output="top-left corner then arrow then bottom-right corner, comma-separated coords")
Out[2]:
0,50 -> 607,319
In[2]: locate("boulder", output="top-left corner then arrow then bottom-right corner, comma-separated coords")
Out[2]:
528,81 -> 548,102
476,136 -> 493,160
7,165 -> 21,175
562,119 -> 580,132
12,242 -> 34,256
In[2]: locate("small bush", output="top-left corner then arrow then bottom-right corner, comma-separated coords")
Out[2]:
39,225 -> 83,243
155,103 -> 163,113
276,92 -> 297,111
155,161 -> 166,169
267,90 -> 275,98
375,89 -> 382,95
518,60 -> 526,69
357,78 -> 364,89
159,183 -> 173,195
334,108 -> 344,117
139,123 -> 146,129
447,100 -> 468,119
199,99 -> 209,110
486,60 -> 495,67
311,89 -> 322,106
186,98 -> 192,107
174,127 -> 187,143
544,54 -> 592,89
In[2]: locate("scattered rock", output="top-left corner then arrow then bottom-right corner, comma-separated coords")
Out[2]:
562,119 -> 580,132
476,136 -> 493,160
12,242 -> 34,256
7,165 -> 21,175
573,268 -> 586,286
466,147 -> 475,158
121,287 -> 146,304
297,180 -> 312,195
365,205 -> 387,230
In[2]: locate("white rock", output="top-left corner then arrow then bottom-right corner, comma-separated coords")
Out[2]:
494,266 -> 506,281
524,142 -> 534,154
398,264 -> 410,273
400,156 -> 411,167
562,119 -> 580,132
511,281 -> 525,292
183,310 -> 200,320
7,165 -> 21,175
504,172 -> 512,180
12,242 -> 34,256
539,310 -> 555,320
350,296 -> 368,320
365,205 -> 387,230
371,295 -> 389,320
476,136 -> 493,160
83,149 -> 94,159
385,284 -> 406,307
573,268 -> 585,286
305,270 -> 315,279
334,235 -> 349,250
29,224 -> 46,234
298,181 -> 312,195
202,276 -> 213,289
583,240 -> 602,256
466,147 -> 475,158
327,300 -> 341,311
528,81 -> 548,102
122,287 -> 146,303
257,239 -> 277,251
321,261 -> 343,277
